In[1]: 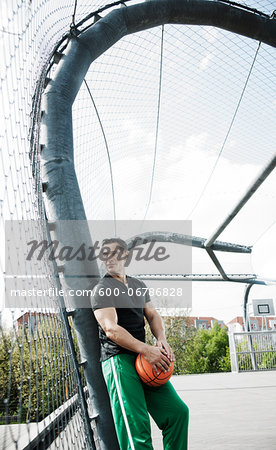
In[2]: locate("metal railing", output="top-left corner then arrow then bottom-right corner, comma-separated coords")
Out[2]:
0,388 -> 93,450
229,331 -> 276,372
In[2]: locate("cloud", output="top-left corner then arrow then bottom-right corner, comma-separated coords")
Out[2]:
199,53 -> 214,71
78,109 -> 276,283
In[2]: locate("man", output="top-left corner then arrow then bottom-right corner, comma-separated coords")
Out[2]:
91,238 -> 189,450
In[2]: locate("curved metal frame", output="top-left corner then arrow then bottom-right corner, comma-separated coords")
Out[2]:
126,228 -> 275,283
41,1 -> 276,448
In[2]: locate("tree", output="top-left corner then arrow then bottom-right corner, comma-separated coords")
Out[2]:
0,314 -> 80,423
146,317 -> 231,374
145,313 -> 195,374
183,321 -> 231,373
162,316 -> 196,374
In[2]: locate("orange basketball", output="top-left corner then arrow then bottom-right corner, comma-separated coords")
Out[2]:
135,353 -> 174,387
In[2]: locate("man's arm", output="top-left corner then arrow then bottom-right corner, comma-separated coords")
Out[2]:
144,301 -> 175,362
94,307 -> 171,373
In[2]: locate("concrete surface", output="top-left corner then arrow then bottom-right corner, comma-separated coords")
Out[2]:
1,371 -> 275,449
151,371 -> 276,450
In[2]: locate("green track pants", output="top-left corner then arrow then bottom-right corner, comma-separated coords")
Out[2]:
102,354 -> 189,450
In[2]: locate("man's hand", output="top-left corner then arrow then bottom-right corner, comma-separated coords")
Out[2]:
142,344 -> 171,375
144,302 -> 175,369
156,339 -> 175,363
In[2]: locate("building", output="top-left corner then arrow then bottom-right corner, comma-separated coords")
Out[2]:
14,311 -> 56,331
186,316 -> 227,330
227,316 -> 276,332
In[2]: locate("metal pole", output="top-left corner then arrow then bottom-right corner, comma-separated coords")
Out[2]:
44,220 -> 97,449
205,154 -> 276,248
135,274 -> 265,283
228,332 -> 239,373
127,231 -> 252,253
40,220 -> 119,450
205,247 -> 229,281
243,284 -> 258,370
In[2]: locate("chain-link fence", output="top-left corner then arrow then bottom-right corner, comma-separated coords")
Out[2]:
229,331 -> 276,372
1,0 -> 276,448
0,309 -> 91,449
1,2 -> 131,448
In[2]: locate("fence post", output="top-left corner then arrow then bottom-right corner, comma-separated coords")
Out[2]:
228,332 -> 239,372
44,220 -> 97,449
243,284 -> 258,370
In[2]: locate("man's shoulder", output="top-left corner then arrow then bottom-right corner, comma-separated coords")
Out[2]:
128,276 -> 147,287
96,274 -> 116,286
91,276 -> 116,310
97,274 -> 146,286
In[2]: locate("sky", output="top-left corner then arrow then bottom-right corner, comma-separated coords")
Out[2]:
72,16 -> 276,322
1,0 -> 276,326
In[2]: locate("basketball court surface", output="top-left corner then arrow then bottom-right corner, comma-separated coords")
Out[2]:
151,371 -> 276,450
